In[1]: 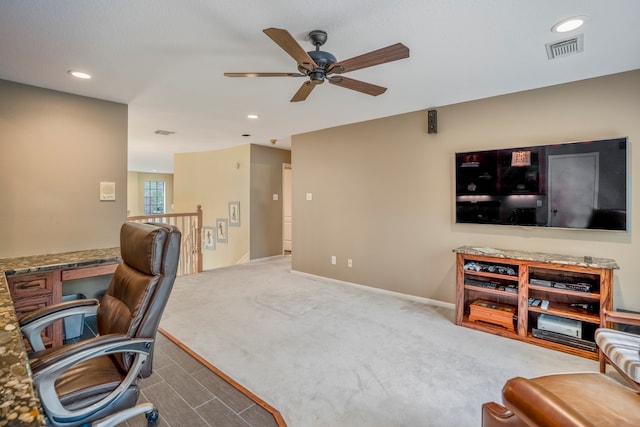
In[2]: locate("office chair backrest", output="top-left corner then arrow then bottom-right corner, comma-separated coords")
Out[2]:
97,222 -> 181,377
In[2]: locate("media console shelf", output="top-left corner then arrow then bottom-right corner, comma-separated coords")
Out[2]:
454,246 -> 619,360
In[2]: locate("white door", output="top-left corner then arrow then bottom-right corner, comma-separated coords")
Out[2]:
283,164 -> 292,253
548,153 -> 599,228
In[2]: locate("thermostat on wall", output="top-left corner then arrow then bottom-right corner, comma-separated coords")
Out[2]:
100,181 -> 116,201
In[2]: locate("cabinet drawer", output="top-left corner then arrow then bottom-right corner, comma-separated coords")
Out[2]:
14,294 -> 56,350
14,294 -> 53,317
7,271 -> 55,297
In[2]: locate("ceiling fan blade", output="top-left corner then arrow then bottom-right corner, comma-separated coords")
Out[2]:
224,72 -> 305,77
290,81 -> 316,102
263,28 -> 318,68
331,43 -> 409,74
328,76 -> 387,96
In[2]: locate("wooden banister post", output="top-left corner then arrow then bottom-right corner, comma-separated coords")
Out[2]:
196,205 -> 203,273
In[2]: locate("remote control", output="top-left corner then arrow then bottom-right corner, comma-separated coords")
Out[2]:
541,300 -> 549,310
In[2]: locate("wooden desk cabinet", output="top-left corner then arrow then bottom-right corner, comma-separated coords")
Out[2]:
6,263 -> 118,348
7,271 -> 62,348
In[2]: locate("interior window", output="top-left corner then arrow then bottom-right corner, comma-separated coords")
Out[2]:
144,181 -> 165,214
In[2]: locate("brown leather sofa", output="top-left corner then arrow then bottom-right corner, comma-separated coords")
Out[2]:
482,373 -> 640,427
20,222 -> 181,427
482,309 -> 640,427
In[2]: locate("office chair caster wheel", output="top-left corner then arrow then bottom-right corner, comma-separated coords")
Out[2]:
145,409 -> 159,426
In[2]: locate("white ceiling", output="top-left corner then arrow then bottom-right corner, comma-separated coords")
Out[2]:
1,1 -> 639,173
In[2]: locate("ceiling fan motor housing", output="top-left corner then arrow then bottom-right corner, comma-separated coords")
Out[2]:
300,50 -> 337,82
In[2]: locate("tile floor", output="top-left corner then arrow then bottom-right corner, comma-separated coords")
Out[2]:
65,316 -> 281,427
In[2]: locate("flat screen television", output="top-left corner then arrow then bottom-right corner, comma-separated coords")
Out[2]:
455,137 -> 628,231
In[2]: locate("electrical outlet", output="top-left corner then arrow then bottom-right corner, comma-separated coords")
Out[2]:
331,255 -> 336,265
347,259 -> 353,268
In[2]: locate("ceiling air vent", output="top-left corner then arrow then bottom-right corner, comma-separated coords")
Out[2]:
546,34 -> 583,60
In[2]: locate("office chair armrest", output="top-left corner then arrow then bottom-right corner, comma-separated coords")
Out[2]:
19,298 -> 99,351
31,335 -> 153,425
93,403 -> 157,427
29,333 -> 138,372
601,308 -> 640,327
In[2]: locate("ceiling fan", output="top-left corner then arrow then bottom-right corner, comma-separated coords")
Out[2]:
224,28 -> 410,102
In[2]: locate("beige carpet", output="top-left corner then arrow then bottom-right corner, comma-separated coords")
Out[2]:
160,256 -> 600,427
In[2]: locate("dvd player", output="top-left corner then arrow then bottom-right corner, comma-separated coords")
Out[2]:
530,278 -> 592,293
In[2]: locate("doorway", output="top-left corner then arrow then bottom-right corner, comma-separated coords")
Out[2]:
548,152 -> 599,228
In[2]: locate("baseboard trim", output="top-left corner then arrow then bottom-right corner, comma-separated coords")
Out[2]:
249,254 -> 291,263
290,269 -> 455,311
158,328 -> 288,427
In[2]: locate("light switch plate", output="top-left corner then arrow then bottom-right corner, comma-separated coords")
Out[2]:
100,182 -> 116,201
306,192 -> 313,201
273,194 -> 279,201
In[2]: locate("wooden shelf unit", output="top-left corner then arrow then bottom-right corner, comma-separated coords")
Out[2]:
454,247 -> 617,360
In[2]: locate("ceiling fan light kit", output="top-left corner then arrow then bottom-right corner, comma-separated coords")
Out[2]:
224,28 -> 409,102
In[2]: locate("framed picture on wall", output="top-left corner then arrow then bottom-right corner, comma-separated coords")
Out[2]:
216,218 -> 228,243
228,201 -> 240,227
203,226 -> 215,250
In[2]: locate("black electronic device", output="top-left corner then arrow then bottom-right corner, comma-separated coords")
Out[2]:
455,137 -> 628,231
532,328 -> 596,352
530,277 -> 593,293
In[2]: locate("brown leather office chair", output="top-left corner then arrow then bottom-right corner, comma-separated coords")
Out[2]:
19,222 -> 181,427
481,310 -> 640,427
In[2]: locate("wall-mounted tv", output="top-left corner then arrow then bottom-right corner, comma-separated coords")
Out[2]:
455,137 -> 628,231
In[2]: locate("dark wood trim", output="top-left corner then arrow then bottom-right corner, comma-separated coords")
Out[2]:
61,263 -> 118,281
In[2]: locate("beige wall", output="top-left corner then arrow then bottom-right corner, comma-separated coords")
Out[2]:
173,144 -> 291,268
292,70 -> 640,309
174,145 -> 251,269
250,144 -> 291,260
127,171 -> 174,217
0,80 -> 127,258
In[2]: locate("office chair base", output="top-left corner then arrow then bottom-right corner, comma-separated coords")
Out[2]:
145,408 -> 159,426
92,403 -> 157,427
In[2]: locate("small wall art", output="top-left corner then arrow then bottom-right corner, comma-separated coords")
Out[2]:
216,218 -> 228,243
228,201 -> 240,227
203,226 -> 215,250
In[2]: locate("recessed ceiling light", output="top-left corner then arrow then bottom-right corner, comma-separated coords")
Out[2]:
247,114 -> 259,119
67,70 -> 92,79
552,16 -> 585,33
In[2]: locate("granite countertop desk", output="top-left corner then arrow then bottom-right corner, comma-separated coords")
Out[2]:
0,248 -> 120,427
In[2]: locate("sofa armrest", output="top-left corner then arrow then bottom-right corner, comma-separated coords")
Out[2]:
502,377 -> 595,427
482,401 -> 528,427
601,308 -> 640,328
